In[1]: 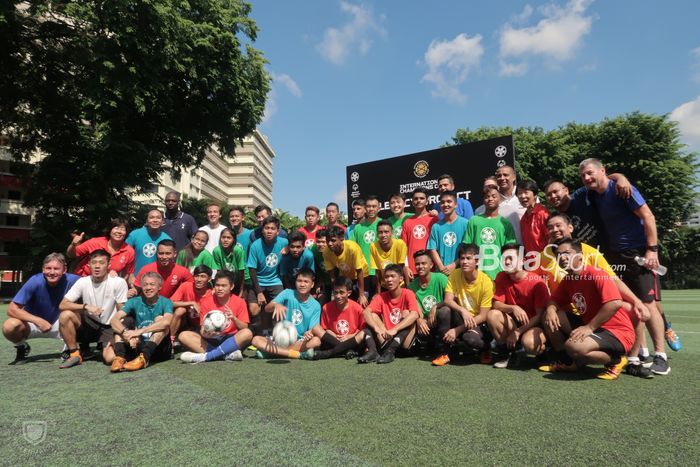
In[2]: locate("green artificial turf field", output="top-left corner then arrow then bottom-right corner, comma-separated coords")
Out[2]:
1,290 -> 698,466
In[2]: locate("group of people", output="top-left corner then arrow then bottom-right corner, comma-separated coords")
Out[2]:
3,159 -> 682,380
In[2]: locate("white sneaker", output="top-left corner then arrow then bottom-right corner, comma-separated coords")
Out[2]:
224,350 -> 243,361
493,356 -> 510,369
180,351 -> 206,364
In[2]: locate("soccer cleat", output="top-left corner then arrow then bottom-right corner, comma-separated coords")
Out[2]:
80,343 -> 95,361
59,352 -> 83,369
10,343 -> 31,365
344,349 -> 358,360
596,356 -> 628,380
254,350 -> 269,360
376,349 -> 395,364
224,350 -> 243,361
123,353 -> 147,371
300,349 -> 315,360
665,323 -> 682,351
180,351 -> 206,364
650,355 -> 671,375
625,363 -> 654,379
357,351 -> 379,363
247,345 -> 257,352
538,361 -> 577,373
431,354 -> 450,366
479,351 -> 492,365
110,356 -> 127,373
312,350 -> 333,360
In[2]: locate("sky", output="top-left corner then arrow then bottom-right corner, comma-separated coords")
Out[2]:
249,0 -> 700,217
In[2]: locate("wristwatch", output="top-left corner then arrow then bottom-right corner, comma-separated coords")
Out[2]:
646,245 -> 659,252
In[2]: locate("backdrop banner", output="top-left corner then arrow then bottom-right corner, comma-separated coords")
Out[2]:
346,135 -> 515,216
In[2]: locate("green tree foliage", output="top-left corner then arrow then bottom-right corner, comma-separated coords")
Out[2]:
452,112 -> 699,288
0,1 -> 269,267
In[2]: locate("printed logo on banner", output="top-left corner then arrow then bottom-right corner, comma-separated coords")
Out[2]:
497,160 -> 506,168
413,160 -> 430,178
495,145 -> 507,158
351,172 -> 360,182
352,184 -> 358,190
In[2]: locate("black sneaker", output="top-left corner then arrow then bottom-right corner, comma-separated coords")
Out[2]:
357,351 -> 379,364
625,363 -> 654,379
312,350 -> 333,360
10,343 -> 31,365
650,355 -> 671,375
638,354 -> 653,367
80,343 -> 95,361
376,349 -> 396,364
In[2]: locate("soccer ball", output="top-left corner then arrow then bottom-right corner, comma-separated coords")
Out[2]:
272,320 -> 298,348
202,310 -> 228,334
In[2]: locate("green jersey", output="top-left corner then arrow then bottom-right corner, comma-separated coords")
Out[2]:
212,244 -> 246,281
350,218 -> 380,276
463,214 -> 516,280
176,248 -> 216,272
387,213 -> 410,239
408,272 -> 448,317
309,244 -> 331,286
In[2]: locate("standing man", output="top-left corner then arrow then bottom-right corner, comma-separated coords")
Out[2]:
493,165 -> 526,243
323,226 -> 370,307
427,191 -> 469,276
299,205 -> 322,246
350,195 -> 381,298
369,220 -> 410,295
3,253 -> 79,365
402,188 -> 438,278
325,202 -> 346,234
229,206 -> 252,253
429,174 -> 475,221
162,191 -> 199,251
580,158 -> 670,375
199,203 -> 226,252
57,249 -> 129,368
126,209 -> 172,276
249,205 -> 289,242
386,193 -> 410,238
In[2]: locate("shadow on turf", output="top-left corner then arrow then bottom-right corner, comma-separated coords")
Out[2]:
541,366 -> 602,380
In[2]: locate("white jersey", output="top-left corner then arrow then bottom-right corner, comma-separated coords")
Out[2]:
64,276 -> 128,325
198,224 -> 227,253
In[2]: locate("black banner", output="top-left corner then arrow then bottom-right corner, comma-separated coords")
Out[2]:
346,135 -> 516,216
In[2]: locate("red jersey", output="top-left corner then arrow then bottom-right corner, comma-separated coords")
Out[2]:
299,225 -> 320,247
135,262 -> 193,298
328,222 -> 346,233
368,288 -> 419,330
552,266 -> 635,352
170,282 -> 212,326
321,299 -> 365,337
520,204 -> 550,254
74,237 -> 135,277
401,214 -> 438,273
199,293 -> 249,335
493,270 -> 550,318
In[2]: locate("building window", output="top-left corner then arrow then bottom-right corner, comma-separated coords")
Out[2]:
5,215 -> 20,226
7,190 -> 22,200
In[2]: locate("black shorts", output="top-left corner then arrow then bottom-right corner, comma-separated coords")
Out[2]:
607,249 -> 660,304
590,328 -> 625,356
246,285 -> 284,304
76,313 -> 113,345
123,338 -> 171,363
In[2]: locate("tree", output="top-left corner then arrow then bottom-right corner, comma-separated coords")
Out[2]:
0,1 -> 269,268
451,112 -> 698,232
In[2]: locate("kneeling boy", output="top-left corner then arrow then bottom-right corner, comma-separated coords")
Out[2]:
358,265 -> 419,364
310,277 -> 365,360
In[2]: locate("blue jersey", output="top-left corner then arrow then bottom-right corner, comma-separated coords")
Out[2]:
427,216 -> 469,265
591,180 -> 647,252
246,236 -> 289,287
567,187 -> 606,250
12,273 -> 80,324
280,248 -> 315,281
122,295 -> 173,329
272,288 -> 321,337
126,227 -> 172,275
235,227 -> 252,254
433,197 -> 474,222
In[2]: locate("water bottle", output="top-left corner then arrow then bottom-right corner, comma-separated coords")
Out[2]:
634,256 -> 667,276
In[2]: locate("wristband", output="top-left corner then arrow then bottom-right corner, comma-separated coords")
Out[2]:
646,245 -> 658,252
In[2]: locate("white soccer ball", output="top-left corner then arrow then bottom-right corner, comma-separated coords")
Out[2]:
272,320 -> 298,348
202,310 -> 229,334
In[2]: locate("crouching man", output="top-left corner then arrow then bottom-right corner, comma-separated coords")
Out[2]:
109,272 -> 173,372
